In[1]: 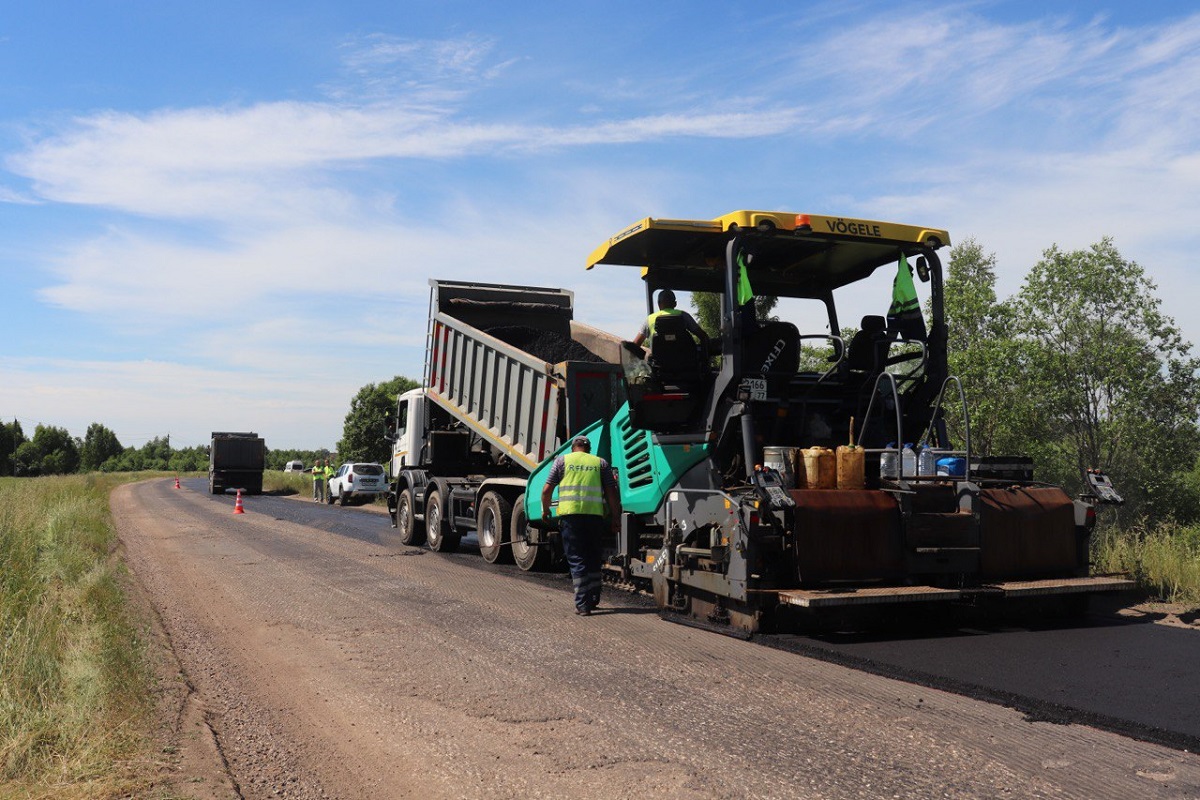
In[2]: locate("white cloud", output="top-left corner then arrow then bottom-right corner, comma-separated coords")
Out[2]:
0,356 -> 353,448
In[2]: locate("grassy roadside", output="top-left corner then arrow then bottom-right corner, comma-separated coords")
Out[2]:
1094,519 -> 1200,607
0,472 -> 177,799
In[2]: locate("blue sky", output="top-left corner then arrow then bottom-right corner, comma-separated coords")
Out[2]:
3,1 -> 1199,450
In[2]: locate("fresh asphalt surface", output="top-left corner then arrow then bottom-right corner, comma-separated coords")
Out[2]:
201,480 -> 1200,753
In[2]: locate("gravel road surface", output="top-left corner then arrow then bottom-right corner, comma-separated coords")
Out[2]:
117,478 -> 1200,799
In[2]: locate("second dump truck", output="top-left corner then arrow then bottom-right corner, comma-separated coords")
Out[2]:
209,431 -> 266,495
391,212 -> 1132,633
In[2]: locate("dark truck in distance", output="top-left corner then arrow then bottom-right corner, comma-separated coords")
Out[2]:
209,431 -> 266,495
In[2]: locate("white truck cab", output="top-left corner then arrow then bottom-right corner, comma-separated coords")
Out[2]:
391,388 -> 427,476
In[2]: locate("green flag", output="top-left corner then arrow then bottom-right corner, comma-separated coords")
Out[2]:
737,250 -> 754,307
887,254 -> 926,339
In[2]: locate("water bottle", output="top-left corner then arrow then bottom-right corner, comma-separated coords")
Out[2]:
880,442 -> 898,479
918,443 -> 937,477
901,443 -> 917,477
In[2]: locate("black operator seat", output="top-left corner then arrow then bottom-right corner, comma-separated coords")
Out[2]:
744,321 -> 801,375
846,315 -> 890,374
648,313 -> 705,385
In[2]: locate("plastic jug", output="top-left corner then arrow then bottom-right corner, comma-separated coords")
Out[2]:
801,447 -> 837,489
901,443 -> 917,477
836,417 -> 865,490
880,442 -> 899,479
836,445 -> 865,489
918,443 -> 937,477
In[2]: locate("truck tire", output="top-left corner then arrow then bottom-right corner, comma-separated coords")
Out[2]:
325,484 -> 335,504
510,493 -> 550,572
477,491 -> 512,564
425,489 -> 460,553
338,486 -> 348,506
395,487 -> 425,546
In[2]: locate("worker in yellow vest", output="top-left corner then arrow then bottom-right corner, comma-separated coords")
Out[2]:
631,289 -> 709,352
321,460 -> 336,501
311,459 -> 326,502
541,436 -> 622,616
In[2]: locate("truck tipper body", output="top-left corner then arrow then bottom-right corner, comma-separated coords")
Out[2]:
386,279 -> 624,563
209,431 -> 266,495
394,214 -> 1132,633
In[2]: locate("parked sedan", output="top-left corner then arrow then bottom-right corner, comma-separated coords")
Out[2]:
327,462 -> 388,506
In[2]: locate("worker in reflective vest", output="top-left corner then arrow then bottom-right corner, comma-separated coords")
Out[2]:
312,459 -> 325,502
321,461 -> 336,500
632,288 -> 709,352
541,436 -> 622,616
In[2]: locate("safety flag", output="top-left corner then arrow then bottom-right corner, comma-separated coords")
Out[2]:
737,250 -> 754,307
887,254 -> 926,340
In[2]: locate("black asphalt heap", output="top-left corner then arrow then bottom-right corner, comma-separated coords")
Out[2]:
487,325 -> 605,364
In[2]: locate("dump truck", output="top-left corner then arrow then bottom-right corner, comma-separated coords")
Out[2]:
385,279 -> 624,565
500,210 -> 1131,633
208,431 -> 266,495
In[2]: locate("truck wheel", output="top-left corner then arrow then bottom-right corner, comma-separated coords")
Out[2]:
395,488 -> 426,546
338,486 -> 348,506
325,484 -> 334,504
477,491 -> 512,564
510,493 -> 550,572
425,490 -> 460,553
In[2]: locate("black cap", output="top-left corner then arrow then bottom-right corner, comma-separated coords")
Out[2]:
572,436 -> 591,451
658,289 -> 677,307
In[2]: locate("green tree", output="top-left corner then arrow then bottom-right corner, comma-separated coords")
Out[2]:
79,422 -> 124,471
1013,238 -> 1200,523
338,376 -> 421,464
940,238 -> 1033,456
692,292 -> 778,339
0,419 -> 25,476
168,445 -> 209,473
13,424 -> 80,476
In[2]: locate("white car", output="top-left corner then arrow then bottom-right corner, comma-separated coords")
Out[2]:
327,462 -> 388,506
283,460 -> 306,474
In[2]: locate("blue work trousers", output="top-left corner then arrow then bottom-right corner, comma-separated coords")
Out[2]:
559,514 -> 604,612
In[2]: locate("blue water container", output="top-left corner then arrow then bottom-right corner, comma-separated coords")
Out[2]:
936,456 -> 966,477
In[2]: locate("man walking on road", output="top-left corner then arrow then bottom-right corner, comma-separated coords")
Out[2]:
541,436 -> 621,616
312,459 -> 326,502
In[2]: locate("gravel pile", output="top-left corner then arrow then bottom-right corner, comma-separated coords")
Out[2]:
487,325 -> 605,364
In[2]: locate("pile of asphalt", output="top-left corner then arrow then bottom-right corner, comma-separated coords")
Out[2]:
486,325 -> 605,364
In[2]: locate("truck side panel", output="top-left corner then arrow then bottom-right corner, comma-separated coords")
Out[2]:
426,314 -> 562,472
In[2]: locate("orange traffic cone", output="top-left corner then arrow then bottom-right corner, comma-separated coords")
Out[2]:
233,489 -> 246,515
174,477 -> 181,489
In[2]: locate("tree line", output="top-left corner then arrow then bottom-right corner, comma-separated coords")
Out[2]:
0,374 -> 422,479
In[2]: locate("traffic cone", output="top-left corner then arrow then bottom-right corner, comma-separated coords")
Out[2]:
174,477 -> 181,489
233,489 -> 246,515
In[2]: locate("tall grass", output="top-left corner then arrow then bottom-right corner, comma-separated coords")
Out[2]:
1094,518 -> 1200,607
0,474 -> 157,799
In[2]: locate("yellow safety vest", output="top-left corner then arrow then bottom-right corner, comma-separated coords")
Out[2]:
556,451 -> 606,516
647,308 -> 684,338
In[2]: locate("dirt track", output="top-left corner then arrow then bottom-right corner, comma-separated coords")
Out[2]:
116,479 -> 1200,799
